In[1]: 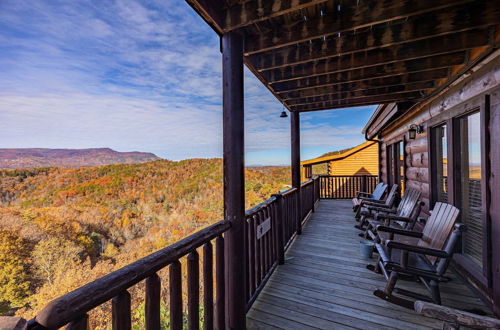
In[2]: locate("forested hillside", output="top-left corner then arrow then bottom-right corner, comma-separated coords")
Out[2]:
0,159 -> 289,325
0,148 -> 160,169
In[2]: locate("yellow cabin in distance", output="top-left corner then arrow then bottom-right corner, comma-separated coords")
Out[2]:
301,141 -> 379,179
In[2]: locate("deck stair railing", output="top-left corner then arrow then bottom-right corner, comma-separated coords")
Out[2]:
25,176 -> 321,329
319,174 -> 378,199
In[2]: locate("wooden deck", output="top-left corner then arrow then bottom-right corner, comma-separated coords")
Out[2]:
247,200 -> 489,329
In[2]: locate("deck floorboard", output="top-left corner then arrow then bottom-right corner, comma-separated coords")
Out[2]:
247,200 -> 490,329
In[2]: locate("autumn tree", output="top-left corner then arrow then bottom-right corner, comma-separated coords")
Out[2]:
0,230 -> 31,308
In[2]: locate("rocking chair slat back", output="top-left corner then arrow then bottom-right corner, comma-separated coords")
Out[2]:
372,183 -> 388,200
398,189 -> 422,219
384,184 -> 399,207
418,202 -> 460,264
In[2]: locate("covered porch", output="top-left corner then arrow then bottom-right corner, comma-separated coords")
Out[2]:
247,200 -> 489,329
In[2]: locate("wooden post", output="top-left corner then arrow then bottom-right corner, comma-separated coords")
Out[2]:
291,111 -> 302,235
222,30 -> 246,330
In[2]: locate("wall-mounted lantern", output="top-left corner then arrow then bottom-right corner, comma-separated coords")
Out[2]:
408,124 -> 424,139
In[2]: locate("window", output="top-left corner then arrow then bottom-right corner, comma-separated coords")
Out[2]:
457,112 -> 483,268
431,124 -> 448,203
387,141 -> 405,191
399,141 -> 405,192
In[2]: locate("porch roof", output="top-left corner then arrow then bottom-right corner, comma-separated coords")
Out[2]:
186,0 -> 499,112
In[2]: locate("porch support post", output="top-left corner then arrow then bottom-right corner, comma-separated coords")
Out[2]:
291,111 -> 302,235
222,31 -> 246,330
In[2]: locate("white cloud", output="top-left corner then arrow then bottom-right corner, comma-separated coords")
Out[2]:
0,0 -> 375,165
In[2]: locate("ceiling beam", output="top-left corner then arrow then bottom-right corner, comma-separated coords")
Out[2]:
291,92 -> 423,111
271,52 -> 466,92
263,29 -> 490,83
186,0 -> 226,33
224,0 -> 329,32
248,1 -> 499,70
243,0 -> 474,55
278,69 -> 448,99
287,91 -> 427,107
283,81 -> 435,104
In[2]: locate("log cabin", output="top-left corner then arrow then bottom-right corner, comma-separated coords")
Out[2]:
301,141 -> 379,177
5,0 -> 500,329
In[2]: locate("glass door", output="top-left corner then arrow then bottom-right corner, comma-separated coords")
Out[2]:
457,111 -> 483,268
431,124 -> 448,203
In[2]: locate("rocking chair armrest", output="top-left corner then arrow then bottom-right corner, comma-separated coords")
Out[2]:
376,214 -> 411,222
357,192 -> 373,198
386,241 -> 449,258
360,198 -> 384,205
363,202 -> 392,209
414,301 -> 500,329
376,226 -> 423,238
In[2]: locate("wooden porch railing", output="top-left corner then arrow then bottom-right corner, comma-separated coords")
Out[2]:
319,174 -> 378,199
24,176 -> 321,329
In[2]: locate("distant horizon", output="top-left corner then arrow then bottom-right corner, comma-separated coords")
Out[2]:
0,0 -> 376,166
0,146 -> 341,167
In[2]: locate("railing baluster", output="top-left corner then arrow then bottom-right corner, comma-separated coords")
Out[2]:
259,212 -> 265,282
170,260 -> 182,330
215,236 -> 225,330
271,203 -> 278,261
244,217 -> 249,303
203,243 -> 214,330
112,291 -> 131,330
65,314 -> 88,330
263,209 -> 270,273
188,251 -> 199,330
146,273 -> 161,330
254,214 -> 262,284
248,215 -> 255,297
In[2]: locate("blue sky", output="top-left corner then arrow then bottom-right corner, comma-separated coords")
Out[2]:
0,0 -> 376,166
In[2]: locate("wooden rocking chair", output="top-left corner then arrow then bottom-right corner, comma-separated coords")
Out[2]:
359,188 -> 422,239
351,182 -> 387,212
354,184 -> 399,227
368,202 -> 464,309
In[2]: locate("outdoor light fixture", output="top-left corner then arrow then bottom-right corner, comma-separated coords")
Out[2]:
280,105 -> 288,118
408,124 -> 423,139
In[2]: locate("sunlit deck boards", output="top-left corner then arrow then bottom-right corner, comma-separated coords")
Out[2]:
247,200 -> 489,329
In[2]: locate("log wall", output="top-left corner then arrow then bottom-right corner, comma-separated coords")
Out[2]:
377,52 -> 500,313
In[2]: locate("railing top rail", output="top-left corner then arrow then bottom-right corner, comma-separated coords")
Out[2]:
301,178 -> 315,187
318,174 -> 378,178
245,195 -> 277,216
32,220 -> 231,329
281,187 -> 298,197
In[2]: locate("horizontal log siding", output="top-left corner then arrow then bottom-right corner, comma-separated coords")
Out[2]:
380,143 -> 387,184
405,132 -> 431,216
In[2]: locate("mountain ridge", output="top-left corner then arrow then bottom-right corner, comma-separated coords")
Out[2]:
0,148 -> 161,169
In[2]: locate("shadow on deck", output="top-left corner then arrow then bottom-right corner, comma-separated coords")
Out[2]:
247,200 -> 489,329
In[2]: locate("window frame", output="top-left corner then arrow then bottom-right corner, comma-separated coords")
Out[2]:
386,139 -> 406,193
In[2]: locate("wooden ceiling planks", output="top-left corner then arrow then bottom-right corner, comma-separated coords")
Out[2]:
261,29 -> 491,84
242,0 -> 475,54
185,0 -> 500,112
271,52 -> 467,92
248,2 -> 500,71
